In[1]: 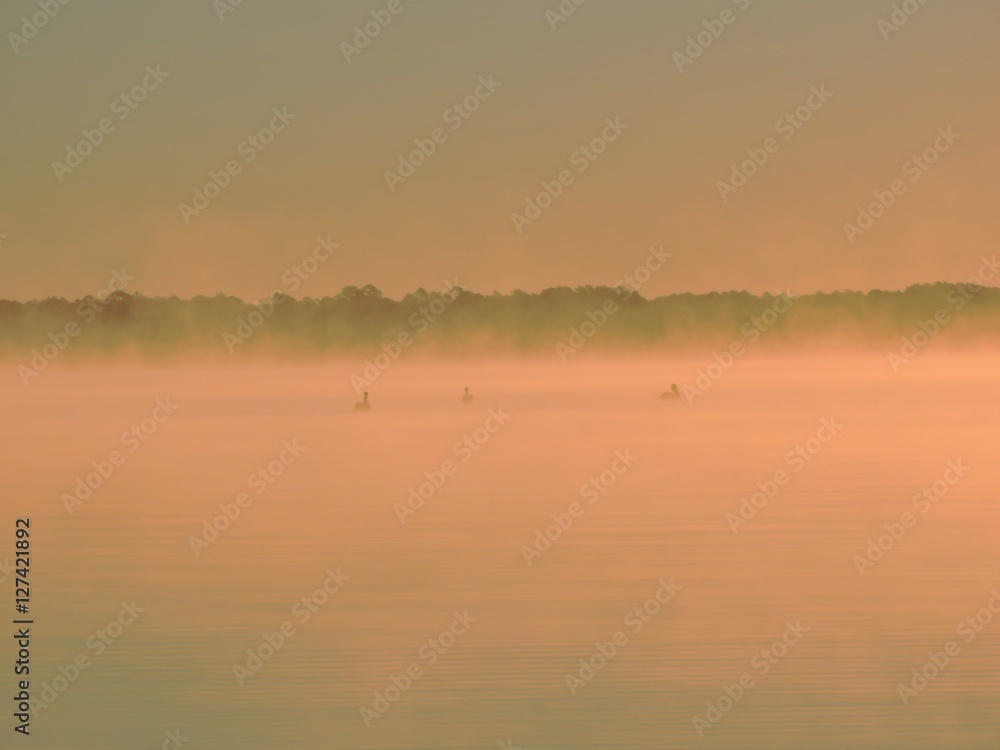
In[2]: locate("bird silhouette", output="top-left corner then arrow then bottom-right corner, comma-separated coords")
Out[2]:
660,384 -> 681,401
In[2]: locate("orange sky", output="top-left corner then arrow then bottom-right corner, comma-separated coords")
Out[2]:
2,0 -> 999,301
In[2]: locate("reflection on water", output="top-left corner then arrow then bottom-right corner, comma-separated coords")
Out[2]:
4,355 -> 999,749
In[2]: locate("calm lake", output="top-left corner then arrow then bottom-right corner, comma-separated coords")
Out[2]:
4,354 -> 999,749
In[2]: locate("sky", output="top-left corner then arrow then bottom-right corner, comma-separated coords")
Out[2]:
2,0 -> 999,301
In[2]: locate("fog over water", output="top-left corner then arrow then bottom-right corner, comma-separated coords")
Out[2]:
5,354 -> 999,748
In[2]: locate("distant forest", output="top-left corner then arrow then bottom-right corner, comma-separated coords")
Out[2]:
1,283 -> 998,360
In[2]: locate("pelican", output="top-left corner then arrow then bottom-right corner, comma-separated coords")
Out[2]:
660,384 -> 681,401
462,386 -> 474,404
354,392 -> 371,411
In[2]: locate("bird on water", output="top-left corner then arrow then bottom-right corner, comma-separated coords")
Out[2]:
660,384 -> 681,401
354,392 -> 371,411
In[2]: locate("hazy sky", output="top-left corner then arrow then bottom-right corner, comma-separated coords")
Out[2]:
2,0 -> 998,301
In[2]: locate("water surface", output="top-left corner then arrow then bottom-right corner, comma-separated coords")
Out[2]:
4,355 -> 999,749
